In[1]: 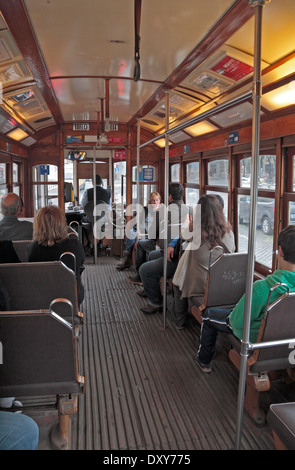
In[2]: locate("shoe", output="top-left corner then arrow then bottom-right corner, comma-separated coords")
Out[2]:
175,324 -> 184,330
128,274 -> 143,285
140,304 -> 163,315
12,400 -> 23,413
193,354 -> 212,373
116,251 -> 132,271
137,288 -> 147,298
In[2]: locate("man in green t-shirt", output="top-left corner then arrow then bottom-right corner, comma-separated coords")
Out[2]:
194,225 -> 295,373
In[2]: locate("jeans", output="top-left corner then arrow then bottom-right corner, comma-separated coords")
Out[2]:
0,412 -> 39,450
139,249 -> 178,307
198,307 -> 233,364
125,227 -> 137,252
135,239 -> 156,272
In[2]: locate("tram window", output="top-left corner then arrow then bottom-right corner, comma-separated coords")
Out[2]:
32,164 -> 58,213
207,190 -> 228,219
240,155 -> 276,189
171,163 -> 180,182
238,194 -> 274,268
114,161 -> 126,205
12,162 -> 21,195
186,161 -> 199,183
0,163 -> 8,198
0,163 -> 6,185
185,188 -> 199,209
184,161 -> 199,208
132,184 -> 158,206
208,160 -> 228,186
289,201 -> 295,225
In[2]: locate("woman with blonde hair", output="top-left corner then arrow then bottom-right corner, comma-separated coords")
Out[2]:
116,191 -> 161,271
27,205 -> 85,305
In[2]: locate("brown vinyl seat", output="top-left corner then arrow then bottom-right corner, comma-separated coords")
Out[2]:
0,299 -> 85,449
229,284 -> 295,425
12,239 -> 32,262
190,247 -> 248,324
267,402 -> 295,450
0,261 -> 83,324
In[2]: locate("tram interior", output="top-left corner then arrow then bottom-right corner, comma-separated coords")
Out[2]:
0,0 -> 295,451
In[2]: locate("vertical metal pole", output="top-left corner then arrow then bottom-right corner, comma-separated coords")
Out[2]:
136,119 -> 141,234
163,90 -> 170,328
93,147 -> 97,264
235,0 -> 268,449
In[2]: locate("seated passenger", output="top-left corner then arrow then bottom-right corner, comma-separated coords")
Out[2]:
0,193 -> 33,240
0,411 -> 39,450
137,183 -> 189,314
117,191 -> 161,272
27,205 -> 85,306
170,194 -> 235,329
195,224 -> 295,373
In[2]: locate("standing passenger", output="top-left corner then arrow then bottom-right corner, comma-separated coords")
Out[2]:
27,205 -> 85,305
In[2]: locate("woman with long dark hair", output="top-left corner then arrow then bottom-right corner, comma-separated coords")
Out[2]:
170,194 -> 235,329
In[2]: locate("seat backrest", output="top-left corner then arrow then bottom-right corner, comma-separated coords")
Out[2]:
249,289 -> 295,373
0,303 -> 84,397
12,239 -> 32,262
0,261 -> 79,321
204,249 -> 248,309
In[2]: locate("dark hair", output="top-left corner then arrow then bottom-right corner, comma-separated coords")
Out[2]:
215,194 -> 224,208
278,225 -> 295,264
95,174 -> 102,185
199,194 -> 231,248
169,183 -> 184,201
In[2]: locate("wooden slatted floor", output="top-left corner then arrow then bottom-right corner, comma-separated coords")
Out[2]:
67,256 -> 277,451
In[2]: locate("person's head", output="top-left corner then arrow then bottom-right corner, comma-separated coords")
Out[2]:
198,194 -> 231,248
215,194 -> 224,209
95,174 -> 102,186
33,205 -> 68,247
1,193 -> 23,217
169,183 -> 184,202
278,225 -> 295,267
148,191 -> 161,207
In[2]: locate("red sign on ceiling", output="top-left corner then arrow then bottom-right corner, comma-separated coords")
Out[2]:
211,55 -> 253,82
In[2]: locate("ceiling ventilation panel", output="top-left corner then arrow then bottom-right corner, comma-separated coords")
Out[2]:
3,86 -> 48,119
189,71 -> 233,95
152,92 -> 202,122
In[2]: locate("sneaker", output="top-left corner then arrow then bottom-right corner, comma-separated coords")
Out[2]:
128,274 -> 143,285
193,354 -> 212,373
12,400 -> 23,413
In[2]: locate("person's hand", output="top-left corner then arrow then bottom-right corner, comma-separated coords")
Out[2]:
167,246 -> 174,261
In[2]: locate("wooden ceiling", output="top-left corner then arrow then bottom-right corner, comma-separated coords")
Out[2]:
0,0 -> 294,147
